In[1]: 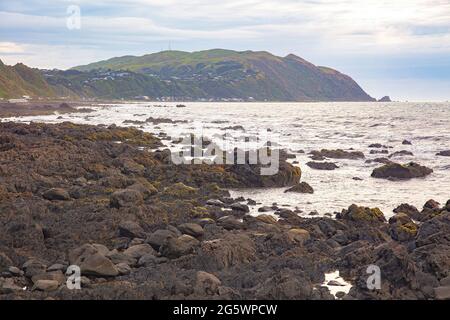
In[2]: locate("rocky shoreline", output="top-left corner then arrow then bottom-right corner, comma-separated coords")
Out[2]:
0,121 -> 449,300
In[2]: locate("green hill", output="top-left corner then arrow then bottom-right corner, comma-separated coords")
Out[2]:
72,49 -> 375,101
0,59 -> 55,99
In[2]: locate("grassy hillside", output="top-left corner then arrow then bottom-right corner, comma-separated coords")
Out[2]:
0,59 -> 55,99
72,49 -> 375,101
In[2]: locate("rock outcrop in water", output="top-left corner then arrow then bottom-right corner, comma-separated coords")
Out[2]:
0,122 -> 448,300
371,162 -> 433,180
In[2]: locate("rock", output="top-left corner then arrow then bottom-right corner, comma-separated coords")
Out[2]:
32,270 -> 66,285
337,204 -> 386,223
124,244 -> 156,260
0,252 -> 13,272
402,140 -> 412,145
47,264 -> 65,272
8,266 -> 23,276
436,150 -> 450,157
371,162 -> 433,180
1,278 -> 23,293
159,235 -> 200,259
33,279 -> 59,291
327,280 -> 344,286
127,181 -> 158,199
116,263 -> 132,275
352,177 -> 363,181
393,203 -> 420,220
434,286 -> 450,300
284,182 -> 314,194
217,216 -> 244,230
145,228 -> 180,250
110,189 -> 143,208
230,203 -> 249,213
287,228 -> 310,244
388,213 -> 418,242
306,161 -> 338,170
162,182 -> 198,198
378,96 -> 391,102
258,206 -> 272,212
23,259 -> 47,278
256,214 -> 277,224
118,220 -> 145,239
309,149 -> 364,160
195,271 -> 221,295
178,223 -> 204,238
69,244 -> 118,277
206,199 -> 225,207
424,199 -> 440,210
336,291 -> 346,299
42,188 -> 70,201
106,250 -> 137,266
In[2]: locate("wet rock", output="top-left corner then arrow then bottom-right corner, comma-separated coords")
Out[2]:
124,244 -> 155,260
159,235 -> 200,259
178,223 -> 204,238
436,150 -> 450,157
394,204 -> 421,220
371,162 -> 433,180
230,203 -> 250,213
402,140 -> 412,145
195,271 -> 221,295
284,182 -> 314,194
110,189 -> 143,208
310,149 -> 364,160
206,199 -> 225,207
306,161 -> 338,170
424,199 -> 440,210
258,206 -> 272,212
33,279 -> 59,292
42,188 -> 70,201
255,214 -> 277,224
217,216 -> 244,230
69,244 -> 118,277
337,204 -> 386,223
118,220 -> 145,239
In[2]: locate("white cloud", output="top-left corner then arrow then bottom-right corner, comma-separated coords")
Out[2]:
0,42 -> 25,54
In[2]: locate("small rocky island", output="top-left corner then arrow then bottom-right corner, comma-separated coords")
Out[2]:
0,121 -> 449,300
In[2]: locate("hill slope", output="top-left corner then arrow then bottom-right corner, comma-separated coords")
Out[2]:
72,49 -> 375,101
0,59 -> 55,99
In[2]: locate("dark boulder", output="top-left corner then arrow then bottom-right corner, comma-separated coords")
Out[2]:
371,162 -> 433,180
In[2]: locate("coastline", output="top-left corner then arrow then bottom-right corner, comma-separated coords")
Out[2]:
0,120 -> 448,300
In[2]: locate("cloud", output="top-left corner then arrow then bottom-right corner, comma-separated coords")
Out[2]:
0,42 -> 25,54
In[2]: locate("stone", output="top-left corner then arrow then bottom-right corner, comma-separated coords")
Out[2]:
371,162 -> 433,180
116,263 -> 132,275
33,280 -> 59,291
43,188 -> 70,201
178,223 -> 204,238
337,204 -> 386,223
110,189 -> 143,208
123,244 -> 155,260
258,206 -> 272,212
434,286 -> 450,300
306,161 -> 338,170
424,199 -> 440,210
159,235 -> 200,259
146,229 -> 178,250
402,140 -> 412,145
22,259 -> 47,278
0,253 -> 13,272
436,150 -> 450,157
32,270 -> 66,285
287,228 -> 310,244
195,271 -> 221,295
118,220 -> 145,238
1,278 -> 23,294
309,149 -> 364,160
388,150 -> 414,158
69,244 -> 118,277
217,216 -> 244,230
230,203 -> 250,213
284,182 -> 314,194
127,181 -> 158,199
256,214 -> 277,224
47,264 -> 65,272
206,199 -> 225,207
8,266 -> 23,276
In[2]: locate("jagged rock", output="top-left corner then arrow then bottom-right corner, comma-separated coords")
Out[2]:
42,188 -> 70,201
389,213 -> 418,242
371,162 -> 433,180
402,140 -> 412,145
284,182 -> 314,194
394,203 -> 421,220
178,223 -> 204,238
306,161 -> 338,170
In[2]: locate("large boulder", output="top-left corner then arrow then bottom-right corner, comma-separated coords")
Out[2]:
371,162 -> 433,180
178,223 -> 204,238
146,229 -> 180,250
306,161 -> 338,170
195,271 -> 221,295
310,149 -> 364,160
118,220 -> 145,239
123,244 -> 155,260
388,213 -> 418,242
69,244 -> 118,277
159,235 -> 200,259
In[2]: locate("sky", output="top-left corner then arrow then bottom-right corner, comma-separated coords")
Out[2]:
1,0 -> 450,101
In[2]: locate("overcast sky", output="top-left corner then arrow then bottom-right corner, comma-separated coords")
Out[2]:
1,0 -> 450,101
